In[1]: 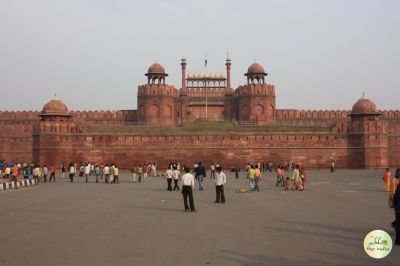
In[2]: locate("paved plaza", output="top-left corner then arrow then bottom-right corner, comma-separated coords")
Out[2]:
1,169 -> 399,266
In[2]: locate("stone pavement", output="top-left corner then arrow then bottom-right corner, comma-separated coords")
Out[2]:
0,170 -> 399,266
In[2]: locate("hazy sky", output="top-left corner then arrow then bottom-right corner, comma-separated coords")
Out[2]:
0,0 -> 399,111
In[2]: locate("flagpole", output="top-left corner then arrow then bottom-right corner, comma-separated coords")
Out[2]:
205,53 -> 208,121
205,80 -> 208,120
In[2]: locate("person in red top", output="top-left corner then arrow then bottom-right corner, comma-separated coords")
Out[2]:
284,177 -> 290,191
300,167 -> 307,191
49,164 -> 56,182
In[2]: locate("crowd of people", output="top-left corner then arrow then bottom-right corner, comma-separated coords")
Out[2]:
2,159 -> 400,245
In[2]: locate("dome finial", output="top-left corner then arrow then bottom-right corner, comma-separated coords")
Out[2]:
360,92 -> 368,100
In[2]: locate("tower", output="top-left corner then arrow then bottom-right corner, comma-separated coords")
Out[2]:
224,57 -> 234,120
34,96 -> 75,165
236,62 -> 276,125
348,94 -> 388,168
137,62 -> 178,126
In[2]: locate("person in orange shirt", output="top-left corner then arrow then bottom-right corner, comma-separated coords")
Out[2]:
254,165 -> 261,192
383,168 -> 391,192
11,165 -> 19,181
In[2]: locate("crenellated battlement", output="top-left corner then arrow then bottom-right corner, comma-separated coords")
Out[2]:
137,84 -> 178,97
235,83 -> 275,97
276,109 -> 350,120
0,111 -> 39,120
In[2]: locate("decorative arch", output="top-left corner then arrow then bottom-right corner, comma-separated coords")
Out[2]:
253,104 -> 264,116
149,104 -> 160,117
164,105 -> 172,117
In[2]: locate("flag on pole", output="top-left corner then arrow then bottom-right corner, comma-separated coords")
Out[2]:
205,53 -> 207,67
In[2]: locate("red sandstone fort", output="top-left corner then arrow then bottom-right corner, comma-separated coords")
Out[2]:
1,58 -> 399,169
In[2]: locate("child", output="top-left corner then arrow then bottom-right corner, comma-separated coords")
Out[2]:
285,177 -> 290,191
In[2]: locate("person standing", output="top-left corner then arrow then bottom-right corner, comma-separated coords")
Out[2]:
113,165 -> 119,184
43,165 -> 48,183
131,165 -> 137,183
110,163 -> 115,183
181,167 -> 196,212
300,167 -> 307,191
383,168 -> 391,192
165,166 -> 173,191
390,169 -> 400,230
49,164 -> 56,182
215,166 -> 226,203
137,165 -> 143,183
95,164 -> 100,183
61,163 -> 66,179
172,166 -> 180,191
194,162 -> 206,191
103,164 -> 110,183
210,163 -> 215,179
69,163 -> 75,182
254,165 -> 261,192
391,171 -> 400,245
234,164 -> 240,179
23,166 -> 30,180
330,161 -> 335,172
84,163 -> 90,183
292,165 -> 300,190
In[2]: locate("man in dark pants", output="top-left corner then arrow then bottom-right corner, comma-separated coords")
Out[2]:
393,172 -> 400,245
194,162 -> 206,191
181,167 -> 196,212
215,166 -> 226,203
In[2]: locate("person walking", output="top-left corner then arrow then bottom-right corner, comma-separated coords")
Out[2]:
173,166 -> 180,191
247,165 -> 255,191
215,166 -> 226,203
165,166 -> 173,191
69,163 -> 75,182
330,161 -> 335,172
113,165 -> 119,184
194,162 -> 206,191
181,167 -> 196,212
49,164 -> 56,182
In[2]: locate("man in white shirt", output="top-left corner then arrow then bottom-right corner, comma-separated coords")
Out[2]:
103,164 -> 110,183
292,165 -> 300,190
172,167 -> 180,191
69,164 -> 75,182
165,166 -> 173,191
181,167 -> 196,212
84,164 -> 90,183
215,166 -> 226,203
